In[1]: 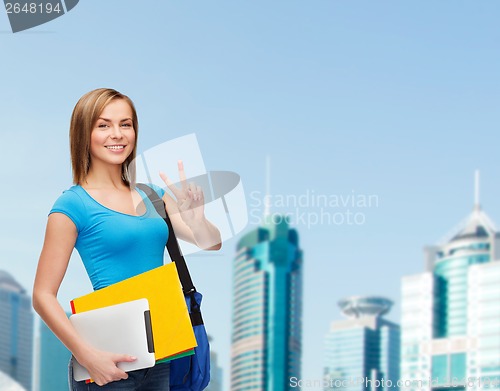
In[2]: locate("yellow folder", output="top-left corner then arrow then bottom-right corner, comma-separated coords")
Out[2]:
70,263 -> 197,361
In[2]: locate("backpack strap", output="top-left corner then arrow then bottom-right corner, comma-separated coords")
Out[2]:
136,183 -> 196,295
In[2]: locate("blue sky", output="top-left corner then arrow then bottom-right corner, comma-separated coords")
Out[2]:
1,1 -> 500,389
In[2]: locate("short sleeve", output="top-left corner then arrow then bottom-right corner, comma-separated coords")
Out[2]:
48,189 -> 86,233
147,183 -> 166,199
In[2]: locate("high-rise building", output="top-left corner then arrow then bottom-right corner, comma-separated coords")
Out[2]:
323,296 -> 400,391
206,336 -> 223,391
467,260 -> 500,389
38,316 -> 72,391
230,215 -> 303,391
0,271 -> 33,391
401,181 -> 500,391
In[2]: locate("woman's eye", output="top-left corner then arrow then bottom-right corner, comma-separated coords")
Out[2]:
121,123 -> 132,127
98,123 -> 108,128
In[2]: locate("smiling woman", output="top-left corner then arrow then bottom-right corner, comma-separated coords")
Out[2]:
32,88 -> 221,391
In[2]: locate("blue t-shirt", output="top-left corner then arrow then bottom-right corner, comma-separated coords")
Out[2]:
49,184 -> 169,291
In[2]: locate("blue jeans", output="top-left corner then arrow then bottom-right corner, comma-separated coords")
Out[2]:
68,357 -> 170,390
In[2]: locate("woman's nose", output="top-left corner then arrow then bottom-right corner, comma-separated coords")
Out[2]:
110,124 -> 123,138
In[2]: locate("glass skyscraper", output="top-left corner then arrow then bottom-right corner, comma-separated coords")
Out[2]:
323,296 -> 400,391
0,271 -> 33,391
230,215 -> 303,391
205,335 -> 223,391
37,315 -> 72,391
401,202 -> 500,391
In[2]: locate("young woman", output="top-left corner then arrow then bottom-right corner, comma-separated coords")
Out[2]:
33,88 -> 221,390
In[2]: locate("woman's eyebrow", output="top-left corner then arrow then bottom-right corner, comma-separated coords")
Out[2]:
97,117 -> 132,121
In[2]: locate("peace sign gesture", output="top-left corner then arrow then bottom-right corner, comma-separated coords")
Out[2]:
159,160 -> 205,228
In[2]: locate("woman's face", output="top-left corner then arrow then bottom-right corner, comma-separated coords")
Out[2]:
90,98 -> 136,169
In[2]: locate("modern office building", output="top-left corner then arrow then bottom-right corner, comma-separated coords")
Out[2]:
467,261 -> 500,389
230,215 -> 303,391
206,336 -> 223,391
0,271 -> 33,391
401,189 -> 500,391
323,296 -> 400,391
38,315 -> 72,391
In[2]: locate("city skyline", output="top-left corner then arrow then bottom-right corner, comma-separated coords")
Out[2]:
1,173 -> 499,390
1,2 -> 500,389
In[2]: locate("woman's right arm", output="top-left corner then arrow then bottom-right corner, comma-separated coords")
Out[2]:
33,213 -> 136,386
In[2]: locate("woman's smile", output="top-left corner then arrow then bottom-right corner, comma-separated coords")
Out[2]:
105,144 -> 127,152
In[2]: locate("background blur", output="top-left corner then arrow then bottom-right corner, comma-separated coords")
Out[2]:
0,1 -> 499,390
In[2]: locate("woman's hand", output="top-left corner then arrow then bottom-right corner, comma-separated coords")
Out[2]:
76,347 -> 136,386
160,160 -> 205,229
159,159 -> 222,250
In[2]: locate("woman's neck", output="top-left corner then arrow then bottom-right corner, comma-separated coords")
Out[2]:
83,164 -> 128,190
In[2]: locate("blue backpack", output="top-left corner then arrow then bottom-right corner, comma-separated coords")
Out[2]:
170,291 -> 210,391
137,184 -> 211,391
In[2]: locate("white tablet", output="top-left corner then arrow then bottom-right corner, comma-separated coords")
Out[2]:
70,298 -> 155,382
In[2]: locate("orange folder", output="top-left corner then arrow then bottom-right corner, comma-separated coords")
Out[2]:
70,263 -> 197,361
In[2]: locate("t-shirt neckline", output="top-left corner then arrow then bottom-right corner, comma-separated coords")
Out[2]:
75,185 -> 149,218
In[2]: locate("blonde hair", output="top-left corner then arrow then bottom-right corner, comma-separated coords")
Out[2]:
69,88 -> 138,187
